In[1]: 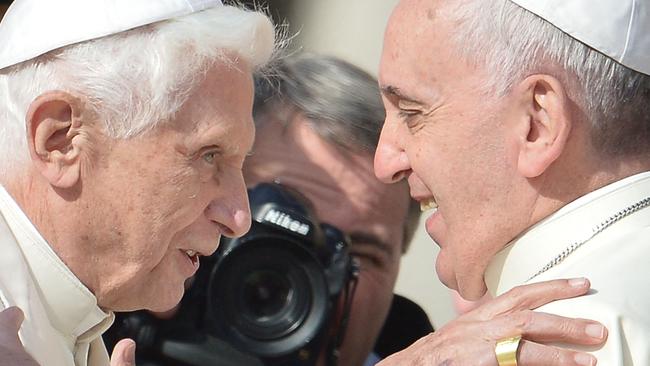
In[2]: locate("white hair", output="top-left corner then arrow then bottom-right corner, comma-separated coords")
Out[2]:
0,5 -> 277,179
450,0 -> 650,157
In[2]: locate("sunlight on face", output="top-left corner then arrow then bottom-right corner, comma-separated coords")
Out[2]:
376,0 -> 528,300
80,60 -> 255,312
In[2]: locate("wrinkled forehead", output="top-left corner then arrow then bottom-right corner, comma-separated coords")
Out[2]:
380,0 -> 461,96
386,0 -> 453,38
384,0 -> 467,52
169,58 -> 255,153
175,58 -> 254,127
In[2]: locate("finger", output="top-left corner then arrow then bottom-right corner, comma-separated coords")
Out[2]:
473,278 -> 591,319
0,307 -> 25,333
490,311 -> 607,346
0,307 -> 25,346
110,338 -> 136,366
517,339 -> 597,366
522,313 -> 607,346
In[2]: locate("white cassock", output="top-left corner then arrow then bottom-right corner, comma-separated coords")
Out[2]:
0,186 -> 114,366
486,172 -> 650,365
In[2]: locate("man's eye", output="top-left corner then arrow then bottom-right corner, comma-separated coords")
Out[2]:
398,110 -> 424,131
202,151 -> 217,164
398,109 -> 419,119
351,251 -> 385,269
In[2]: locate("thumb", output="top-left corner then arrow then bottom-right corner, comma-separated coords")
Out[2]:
110,338 -> 136,366
0,307 -> 25,333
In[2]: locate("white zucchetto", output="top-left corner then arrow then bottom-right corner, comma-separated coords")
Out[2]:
510,0 -> 650,76
0,0 -> 224,70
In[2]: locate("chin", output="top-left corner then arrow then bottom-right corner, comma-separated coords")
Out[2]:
134,282 -> 186,312
434,254 -> 458,291
152,292 -> 184,312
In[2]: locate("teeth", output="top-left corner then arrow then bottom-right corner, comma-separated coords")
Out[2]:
185,250 -> 197,257
420,198 -> 438,212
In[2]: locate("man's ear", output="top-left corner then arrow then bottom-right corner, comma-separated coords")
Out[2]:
26,91 -> 90,188
513,74 -> 572,178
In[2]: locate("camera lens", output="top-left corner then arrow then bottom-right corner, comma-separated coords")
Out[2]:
237,262 -> 310,341
208,237 -> 329,358
242,270 -> 292,322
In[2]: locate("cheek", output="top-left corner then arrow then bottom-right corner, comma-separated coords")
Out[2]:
408,142 -> 455,189
339,277 -> 393,364
156,171 -> 211,228
169,166 -> 205,201
349,268 -> 395,330
409,141 -> 431,170
134,250 -> 188,310
117,195 -> 206,277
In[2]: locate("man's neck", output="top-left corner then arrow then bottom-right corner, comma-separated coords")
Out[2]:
486,169 -> 650,295
528,153 -> 650,231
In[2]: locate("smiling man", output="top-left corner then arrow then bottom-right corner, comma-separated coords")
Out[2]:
0,0 -> 275,365
375,0 -> 650,364
246,55 -> 608,366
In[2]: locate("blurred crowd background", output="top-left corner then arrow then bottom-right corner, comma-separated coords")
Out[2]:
0,0 -> 457,328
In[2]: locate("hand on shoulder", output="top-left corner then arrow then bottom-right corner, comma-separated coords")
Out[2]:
379,278 -> 607,366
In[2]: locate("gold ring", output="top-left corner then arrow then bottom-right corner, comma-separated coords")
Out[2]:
495,335 -> 522,366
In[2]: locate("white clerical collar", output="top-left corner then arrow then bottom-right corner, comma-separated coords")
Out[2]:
485,171 -> 650,296
0,186 -> 113,341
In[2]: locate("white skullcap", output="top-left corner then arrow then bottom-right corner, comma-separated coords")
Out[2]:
509,0 -> 650,76
0,0 -> 224,70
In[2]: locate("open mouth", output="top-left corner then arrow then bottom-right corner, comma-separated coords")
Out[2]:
183,249 -> 200,267
420,197 -> 438,212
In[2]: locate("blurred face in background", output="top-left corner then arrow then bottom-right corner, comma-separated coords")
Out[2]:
244,112 -> 411,366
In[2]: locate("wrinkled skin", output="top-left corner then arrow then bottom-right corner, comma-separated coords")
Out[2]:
374,0 -> 538,300
14,60 -> 255,313
378,279 -> 606,366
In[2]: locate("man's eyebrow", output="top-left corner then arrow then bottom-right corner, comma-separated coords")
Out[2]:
348,231 -> 395,257
380,85 -> 423,104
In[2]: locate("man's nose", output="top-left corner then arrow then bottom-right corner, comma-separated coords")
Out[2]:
205,175 -> 252,238
374,128 -> 410,184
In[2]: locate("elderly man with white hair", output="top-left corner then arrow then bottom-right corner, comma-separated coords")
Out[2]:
375,0 -> 650,365
0,0 -> 275,365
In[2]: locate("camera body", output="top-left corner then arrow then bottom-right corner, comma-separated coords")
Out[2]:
105,183 -> 359,366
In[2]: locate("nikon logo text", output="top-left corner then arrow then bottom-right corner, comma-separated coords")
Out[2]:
263,209 -> 310,235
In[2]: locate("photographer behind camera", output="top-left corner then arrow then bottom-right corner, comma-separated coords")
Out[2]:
102,54 -> 608,366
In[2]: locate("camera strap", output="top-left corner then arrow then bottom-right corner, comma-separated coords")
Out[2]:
325,259 -> 360,366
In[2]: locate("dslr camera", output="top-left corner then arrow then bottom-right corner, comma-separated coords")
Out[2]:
104,183 -> 359,366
